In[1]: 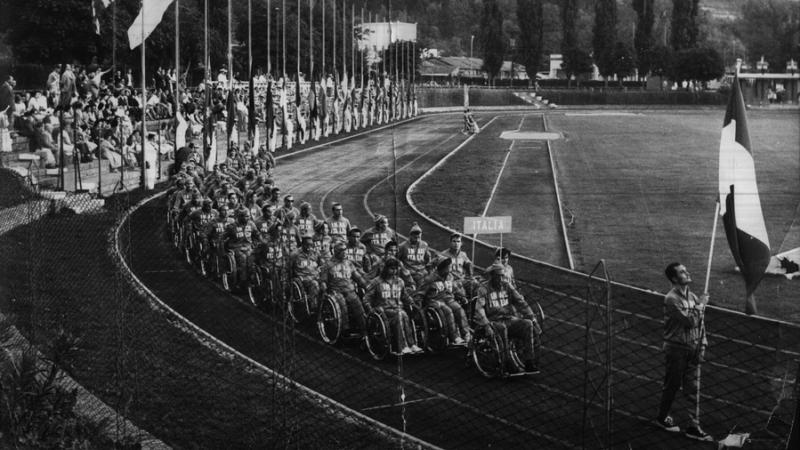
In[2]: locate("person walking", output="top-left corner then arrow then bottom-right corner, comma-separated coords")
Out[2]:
655,262 -> 713,442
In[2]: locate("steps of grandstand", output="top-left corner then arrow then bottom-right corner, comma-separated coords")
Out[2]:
2,133 -> 172,197
513,92 -> 557,109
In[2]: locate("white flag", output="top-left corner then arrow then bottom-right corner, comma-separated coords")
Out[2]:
127,0 -> 175,50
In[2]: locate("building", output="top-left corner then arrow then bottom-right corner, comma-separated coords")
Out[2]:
419,56 -> 528,84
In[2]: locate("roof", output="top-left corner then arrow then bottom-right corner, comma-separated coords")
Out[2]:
419,56 -> 526,76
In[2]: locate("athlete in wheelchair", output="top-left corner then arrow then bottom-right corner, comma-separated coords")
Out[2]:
416,257 -> 472,351
185,197 -> 218,273
204,204 -> 235,288
224,208 -> 260,303
363,258 -> 424,359
317,242 -> 370,344
287,234 -> 323,322
471,263 -> 542,377
252,221 -> 288,307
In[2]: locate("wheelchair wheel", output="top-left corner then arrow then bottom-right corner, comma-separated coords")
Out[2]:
198,256 -> 207,277
246,270 -> 261,306
317,294 -> 343,344
505,338 -> 526,376
471,327 -> 503,379
221,271 -> 231,291
365,312 -> 389,361
423,307 -> 448,353
532,300 -> 546,329
184,233 -> 193,264
288,280 -> 311,323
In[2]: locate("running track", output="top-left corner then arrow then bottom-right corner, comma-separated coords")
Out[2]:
127,113 -> 799,449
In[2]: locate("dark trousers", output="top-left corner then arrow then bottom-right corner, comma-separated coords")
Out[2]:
657,345 -> 701,428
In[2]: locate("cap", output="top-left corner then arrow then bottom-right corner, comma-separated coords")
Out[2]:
374,214 -> 387,224
348,226 -> 361,235
486,262 -> 505,275
409,222 -> 422,234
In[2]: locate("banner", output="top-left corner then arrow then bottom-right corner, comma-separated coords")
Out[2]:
128,0 -> 175,50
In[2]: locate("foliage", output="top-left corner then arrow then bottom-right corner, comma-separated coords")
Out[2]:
612,42 -> 637,82
734,0 -> 800,72
592,0 -> 618,81
669,47 -> 724,84
516,0 -> 545,80
478,0 -> 505,84
632,0 -> 656,76
561,47 -> 594,83
670,0 -> 700,51
560,0 -> 579,53
647,45 -> 673,77
0,320 -> 141,449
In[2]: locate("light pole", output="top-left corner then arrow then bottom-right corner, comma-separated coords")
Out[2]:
787,58 -> 797,76
756,56 -> 768,74
470,35 -> 474,60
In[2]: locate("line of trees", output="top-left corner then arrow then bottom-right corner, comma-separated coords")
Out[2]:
473,0 -> 799,88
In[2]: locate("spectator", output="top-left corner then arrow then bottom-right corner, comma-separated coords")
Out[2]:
33,117 -> 57,167
0,106 -> 10,153
0,76 -> 15,122
46,65 -> 61,107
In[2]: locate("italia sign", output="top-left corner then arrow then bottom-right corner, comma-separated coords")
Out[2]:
463,216 -> 512,235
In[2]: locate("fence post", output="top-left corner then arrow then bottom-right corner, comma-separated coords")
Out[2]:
787,361 -> 800,449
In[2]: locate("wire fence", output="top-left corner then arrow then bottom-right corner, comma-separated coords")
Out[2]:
1,175 -> 799,448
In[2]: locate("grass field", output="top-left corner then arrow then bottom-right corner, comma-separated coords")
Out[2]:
547,109 -> 800,321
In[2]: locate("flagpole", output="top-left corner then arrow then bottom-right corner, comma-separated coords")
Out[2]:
351,2 -> 355,87
297,0 -> 301,79
227,0 -> 233,156
322,0 -> 325,79
704,200 -> 721,295
175,0 -> 180,153
282,0 -> 286,79
360,5 -> 364,89
333,0 -> 336,77
249,0 -> 254,146
309,0 -> 313,81
203,0 -> 208,165
141,0 -> 147,190
267,0 -> 271,77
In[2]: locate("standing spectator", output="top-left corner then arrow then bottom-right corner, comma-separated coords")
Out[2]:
46,65 -> 61,108
126,68 -> 134,88
0,76 -> 15,122
0,106 -> 11,153
655,262 -> 713,442
59,64 -> 76,111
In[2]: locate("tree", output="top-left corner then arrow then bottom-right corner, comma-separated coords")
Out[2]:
561,0 -> 579,54
632,0 -> 655,76
561,47 -> 594,85
516,0 -> 544,84
478,0 -> 505,85
734,0 -> 800,72
670,0 -> 699,51
612,42 -> 636,84
647,44 -> 672,78
593,0 -> 618,85
669,47 -> 724,87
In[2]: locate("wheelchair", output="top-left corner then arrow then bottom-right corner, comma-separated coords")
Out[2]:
470,323 -> 526,379
185,230 -> 208,277
287,278 -> 314,324
364,303 -> 426,361
317,284 -> 369,344
466,296 -> 546,379
411,295 -> 455,353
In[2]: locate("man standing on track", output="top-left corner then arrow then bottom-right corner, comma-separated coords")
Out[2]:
655,262 -> 713,442
327,202 -> 351,243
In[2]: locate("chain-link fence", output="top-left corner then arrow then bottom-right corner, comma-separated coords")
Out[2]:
1,169 -> 799,448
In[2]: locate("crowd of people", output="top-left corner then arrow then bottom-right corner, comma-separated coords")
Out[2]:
165,141 -> 541,373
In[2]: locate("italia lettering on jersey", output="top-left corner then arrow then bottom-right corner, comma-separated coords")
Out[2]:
379,281 -> 403,301
199,212 -> 216,225
297,217 -> 314,235
314,239 -> 332,257
371,231 -> 390,248
486,290 -> 510,309
449,252 -> 469,278
405,246 -> 427,263
434,279 -> 454,294
345,246 -> 366,264
233,224 -> 254,242
330,262 -> 353,280
265,245 -> 283,264
329,219 -> 349,238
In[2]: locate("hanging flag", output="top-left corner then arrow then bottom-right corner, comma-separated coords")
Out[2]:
719,76 -> 771,315
226,88 -> 236,145
308,80 -> 318,122
128,0 -> 176,50
265,81 -> 274,137
93,0 -> 113,35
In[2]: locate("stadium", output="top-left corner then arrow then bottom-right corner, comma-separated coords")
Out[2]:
1,0 -> 799,449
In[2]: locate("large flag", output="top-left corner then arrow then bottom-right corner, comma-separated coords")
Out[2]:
93,0 -> 113,35
226,89 -> 236,145
127,0 -> 175,50
719,76 -> 771,315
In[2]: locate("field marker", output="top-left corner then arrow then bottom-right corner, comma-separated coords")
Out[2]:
543,114 -> 576,270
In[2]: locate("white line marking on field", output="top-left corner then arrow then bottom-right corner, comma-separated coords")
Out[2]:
480,116 -> 525,218
361,396 -> 442,412
543,114 -> 575,270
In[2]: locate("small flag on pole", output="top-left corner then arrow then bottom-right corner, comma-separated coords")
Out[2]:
128,0 -> 176,50
718,76 -> 771,315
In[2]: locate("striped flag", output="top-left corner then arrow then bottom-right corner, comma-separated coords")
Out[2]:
718,76 -> 771,315
128,0 -> 175,50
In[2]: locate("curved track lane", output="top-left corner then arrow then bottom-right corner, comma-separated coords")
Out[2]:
128,113 -> 778,449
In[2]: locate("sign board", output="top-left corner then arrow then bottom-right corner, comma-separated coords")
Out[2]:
463,216 -> 512,235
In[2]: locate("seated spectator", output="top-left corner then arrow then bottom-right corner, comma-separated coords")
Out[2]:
98,133 -> 123,172
33,117 -> 57,167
